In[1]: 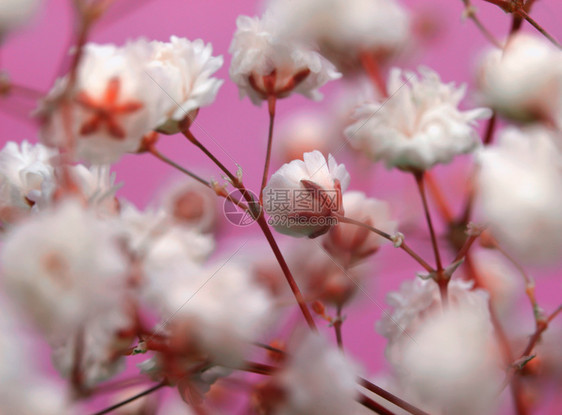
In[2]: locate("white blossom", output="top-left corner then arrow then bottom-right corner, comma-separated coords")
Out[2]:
277,112 -> 334,163
141,260 -> 275,367
229,12 -> 341,105
146,36 -> 224,134
263,150 -> 350,238
0,140 -> 57,222
476,127 -> 562,263
476,33 -> 562,124
268,0 -> 410,70
0,0 -> 39,37
50,306 -> 133,387
400,304 -> 501,415
39,40 -> 170,164
259,333 -> 360,415
376,277 -> 490,367
157,179 -> 219,233
119,202 -> 214,267
0,300 -> 72,415
1,199 -> 130,336
68,164 -> 121,215
345,67 -> 491,170
322,191 -> 396,267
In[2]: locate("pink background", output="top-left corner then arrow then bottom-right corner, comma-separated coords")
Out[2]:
1,0 -> 562,413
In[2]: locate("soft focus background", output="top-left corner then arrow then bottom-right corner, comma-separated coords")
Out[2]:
1,0 -> 562,413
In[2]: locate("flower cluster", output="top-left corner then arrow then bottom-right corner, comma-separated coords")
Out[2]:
1,0 -> 562,414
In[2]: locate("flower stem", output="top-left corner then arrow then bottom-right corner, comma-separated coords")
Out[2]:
260,96 -> 277,203
358,393 -> 396,415
414,172 -> 443,272
360,52 -> 388,97
256,214 -> 318,330
333,213 -> 435,273
359,378 -> 430,415
91,381 -> 167,415
183,129 -> 240,186
334,304 -> 344,350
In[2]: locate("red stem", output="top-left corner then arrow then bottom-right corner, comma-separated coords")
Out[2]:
256,214 -> 317,330
260,96 -> 276,203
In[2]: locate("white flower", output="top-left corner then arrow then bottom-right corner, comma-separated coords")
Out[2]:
119,202 -> 214,266
376,277 -> 490,367
322,191 -> 396,267
257,333 -> 360,415
476,127 -> 562,263
400,305 -> 501,415
142,260 -> 274,368
277,112 -> 334,163
146,36 -> 224,134
0,0 -> 39,37
268,0 -> 410,70
476,33 -> 562,124
39,40 -> 169,164
229,13 -> 341,105
0,300 -> 72,415
1,199 -> 130,336
0,140 -> 57,222
345,67 -> 491,170
50,305 -> 134,387
68,164 -> 121,216
263,150 -> 350,238
157,179 -> 218,233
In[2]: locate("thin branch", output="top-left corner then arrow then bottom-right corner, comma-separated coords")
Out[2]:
256,214 -> 318,330
334,304 -> 344,350
332,213 -> 435,273
359,378 -> 430,415
260,96 -> 277,203
516,9 -> 561,49
461,0 -> 503,48
91,381 -> 167,415
358,393 -> 396,415
414,172 -> 443,272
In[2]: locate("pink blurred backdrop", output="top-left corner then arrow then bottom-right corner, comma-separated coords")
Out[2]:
1,0 -> 562,413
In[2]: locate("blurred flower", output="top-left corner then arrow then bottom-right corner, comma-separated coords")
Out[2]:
1,199 -> 130,336
146,36 -> 224,135
229,12 -> 341,105
376,277 -> 490,367
140,260 -> 275,370
120,202 -> 214,267
322,191 -> 396,267
253,333 -> 360,415
462,249 -> 521,317
268,0 -> 410,72
0,300 -> 72,415
50,306 -> 133,387
476,127 -> 562,263
476,33 -> 562,125
263,150 -> 350,238
0,140 -> 57,222
400,304 -> 501,415
276,112 -> 334,163
157,179 -> 219,233
0,0 -> 40,38
345,66 -> 491,171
